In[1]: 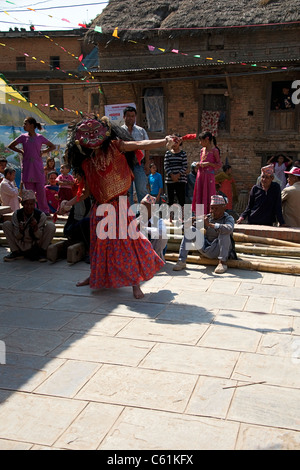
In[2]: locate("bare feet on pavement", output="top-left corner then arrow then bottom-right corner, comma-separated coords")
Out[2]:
76,276 -> 90,287
133,285 -> 144,299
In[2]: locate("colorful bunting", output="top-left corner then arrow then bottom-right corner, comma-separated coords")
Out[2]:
112,27 -> 119,38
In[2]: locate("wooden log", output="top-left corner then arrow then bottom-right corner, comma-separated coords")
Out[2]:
166,239 -> 300,265
233,232 -> 299,247
165,252 -> 300,274
67,242 -> 86,264
0,206 -> 12,215
235,243 -> 300,257
47,240 -> 70,262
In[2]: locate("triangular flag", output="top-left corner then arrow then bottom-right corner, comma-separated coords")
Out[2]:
94,26 -> 102,33
113,27 -> 119,38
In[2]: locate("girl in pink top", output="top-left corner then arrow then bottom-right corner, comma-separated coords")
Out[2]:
192,131 -> 222,216
7,117 -> 56,214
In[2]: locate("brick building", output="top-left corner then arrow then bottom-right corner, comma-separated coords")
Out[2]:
84,0 -> 300,195
0,27 -> 98,124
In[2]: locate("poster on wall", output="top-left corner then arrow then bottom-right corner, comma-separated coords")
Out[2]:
0,124 -> 68,187
104,103 -> 136,127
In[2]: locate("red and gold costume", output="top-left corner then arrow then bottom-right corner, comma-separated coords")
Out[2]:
71,118 -> 164,289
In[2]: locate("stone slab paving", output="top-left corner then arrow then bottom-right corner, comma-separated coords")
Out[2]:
0,245 -> 299,450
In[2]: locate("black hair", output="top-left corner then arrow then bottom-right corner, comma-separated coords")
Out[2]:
25,116 -> 42,130
123,106 -> 137,117
199,131 -> 220,154
47,170 -> 58,178
199,131 -> 216,144
222,164 -> 231,172
4,167 -> 15,177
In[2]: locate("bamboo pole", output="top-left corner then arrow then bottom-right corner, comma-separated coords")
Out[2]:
235,243 -> 300,257
165,252 -> 300,274
166,239 -> 300,264
233,232 -> 300,247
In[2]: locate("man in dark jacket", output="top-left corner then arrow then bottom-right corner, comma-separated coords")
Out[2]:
237,164 -> 285,226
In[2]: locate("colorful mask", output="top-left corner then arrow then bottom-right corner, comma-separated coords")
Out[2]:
75,119 -> 110,149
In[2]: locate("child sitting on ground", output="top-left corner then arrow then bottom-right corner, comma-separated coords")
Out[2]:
45,171 -> 59,214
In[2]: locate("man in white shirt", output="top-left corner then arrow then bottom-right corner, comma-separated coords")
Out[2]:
0,167 -> 20,212
122,106 -> 150,205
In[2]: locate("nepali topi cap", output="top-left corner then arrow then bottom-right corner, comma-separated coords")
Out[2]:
261,164 -> 274,176
21,190 -> 36,201
210,194 -> 227,205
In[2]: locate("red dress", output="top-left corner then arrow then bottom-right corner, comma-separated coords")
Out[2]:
192,147 -> 221,215
82,140 -> 164,289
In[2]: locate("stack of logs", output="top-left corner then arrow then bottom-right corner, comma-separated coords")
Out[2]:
1,205 -> 300,273
165,227 -> 300,275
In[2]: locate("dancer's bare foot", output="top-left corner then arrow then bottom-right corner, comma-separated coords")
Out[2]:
76,276 -> 90,287
133,285 -> 144,299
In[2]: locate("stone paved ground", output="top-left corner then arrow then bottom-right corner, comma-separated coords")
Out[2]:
0,244 -> 299,450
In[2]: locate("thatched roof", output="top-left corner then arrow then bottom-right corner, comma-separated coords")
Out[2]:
86,0 -> 300,43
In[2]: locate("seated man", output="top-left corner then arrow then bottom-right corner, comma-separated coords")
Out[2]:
281,166 -> 300,227
173,194 -> 236,274
2,189 -> 56,262
139,194 -> 167,261
237,164 -> 285,226
0,167 -> 20,212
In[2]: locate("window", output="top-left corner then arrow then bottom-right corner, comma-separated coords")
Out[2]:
200,92 -> 229,134
271,80 -> 295,110
91,92 -> 100,113
50,56 -> 60,70
49,84 -> 64,108
16,56 -> 26,71
268,80 -> 298,132
142,87 -> 165,133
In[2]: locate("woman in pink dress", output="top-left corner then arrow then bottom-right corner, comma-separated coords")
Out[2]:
192,131 -> 222,215
7,117 -> 56,214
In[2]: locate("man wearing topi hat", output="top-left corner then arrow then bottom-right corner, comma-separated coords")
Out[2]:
281,167 -> 300,227
173,194 -> 236,274
237,164 -> 285,226
2,190 -> 56,262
